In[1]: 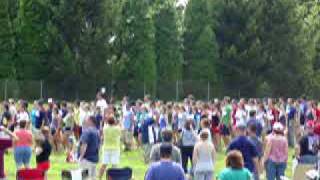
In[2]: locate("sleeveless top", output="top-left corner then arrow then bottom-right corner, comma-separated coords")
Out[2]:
194,143 -> 214,172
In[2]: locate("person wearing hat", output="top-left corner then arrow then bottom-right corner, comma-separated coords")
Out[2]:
227,121 -> 260,180
262,122 -> 288,180
295,120 -> 319,164
145,143 -> 185,180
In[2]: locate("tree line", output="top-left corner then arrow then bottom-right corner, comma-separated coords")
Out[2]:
0,0 -> 319,98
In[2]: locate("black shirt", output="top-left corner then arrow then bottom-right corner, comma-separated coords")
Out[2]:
299,135 -> 317,157
1,111 -> 11,126
36,139 -> 52,163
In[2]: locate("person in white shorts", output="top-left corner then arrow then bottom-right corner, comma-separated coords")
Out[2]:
98,116 -> 121,179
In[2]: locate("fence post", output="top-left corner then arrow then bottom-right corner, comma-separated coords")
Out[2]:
207,81 -> 210,101
40,80 -> 43,99
176,80 -> 179,101
110,80 -> 114,98
4,79 -> 8,100
143,81 -> 146,97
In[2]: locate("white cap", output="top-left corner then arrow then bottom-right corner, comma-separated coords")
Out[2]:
273,122 -> 284,131
48,98 -> 53,103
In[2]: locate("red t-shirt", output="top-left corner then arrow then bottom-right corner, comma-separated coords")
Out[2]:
14,129 -> 32,147
314,121 -> 320,135
271,108 -> 280,126
315,108 -> 320,121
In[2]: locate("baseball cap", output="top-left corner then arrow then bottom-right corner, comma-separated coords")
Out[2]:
236,121 -> 247,130
273,122 -> 284,131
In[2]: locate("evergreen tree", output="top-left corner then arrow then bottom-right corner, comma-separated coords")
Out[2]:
154,0 -> 183,84
184,0 -> 219,85
215,0 -> 263,96
0,0 -> 18,78
117,0 -> 157,97
257,0 -> 312,96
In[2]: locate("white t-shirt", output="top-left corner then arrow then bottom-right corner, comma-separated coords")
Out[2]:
79,109 -> 89,127
96,99 -> 108,112
245,105 -> 257,120
17,111 -> 30,122
9,105 -> 17,117
256,111 -> 266,127
235,108 -> 247,124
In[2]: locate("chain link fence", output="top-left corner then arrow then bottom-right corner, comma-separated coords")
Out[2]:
0,79 -> 227,101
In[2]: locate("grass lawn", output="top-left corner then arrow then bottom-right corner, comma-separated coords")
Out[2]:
4,148 -> 294,179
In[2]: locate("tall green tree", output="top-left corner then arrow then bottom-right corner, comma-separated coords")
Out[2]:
0,0 -> 18,78
13,0 -> 55,80
297,1 -> 320,97
215,0 -> 263,96
256,0 -> 313,96
154,0 -> 183,83
184,0 -> 219,85
116,0 -> 157,97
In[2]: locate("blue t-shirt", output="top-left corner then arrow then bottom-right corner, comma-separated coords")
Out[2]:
227,136 -> 258,173
145,161 -> 185,180
247,118 -> 263,137
80,127 -> 100,163
249,136 -> 263,158
141,118 -> 154,144
31,109 -> 37,127
123,111 -> 133,130
61,109 -> 68,119
95,114 -> 103,129
287,106 -> 296,120
159,116 -> 167,130
35,110 -> 47,129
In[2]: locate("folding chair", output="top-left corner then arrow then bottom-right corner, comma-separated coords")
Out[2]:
61,169 -> 89,180
16,168 -> 45,180
107,167 -> 133,180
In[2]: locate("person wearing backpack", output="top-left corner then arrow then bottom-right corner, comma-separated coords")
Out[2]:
179,120 -> 198,174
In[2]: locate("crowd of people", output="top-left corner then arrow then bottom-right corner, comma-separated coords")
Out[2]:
0,93 -> 320,180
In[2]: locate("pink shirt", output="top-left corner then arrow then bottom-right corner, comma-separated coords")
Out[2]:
14,129 -> 32,147
266,134 -> 288,163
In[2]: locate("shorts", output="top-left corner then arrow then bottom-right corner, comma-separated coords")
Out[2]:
102,150 -> 120,165
63,127 -> 72,132
219,124 -> 230,136
79,159 -> 97,179
14,146 -> 32,167
211,125 -> 220,134
51,128 -> 56,136
37,161 -> 50,171
133,125 -> 140,137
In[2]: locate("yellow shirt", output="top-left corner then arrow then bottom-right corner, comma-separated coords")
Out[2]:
103,125 -> 121,151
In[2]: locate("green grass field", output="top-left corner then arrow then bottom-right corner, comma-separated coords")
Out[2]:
3,148 -> 294,179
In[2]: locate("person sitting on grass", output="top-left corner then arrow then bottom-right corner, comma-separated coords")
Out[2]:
98,116 -> 121,179
218,150 -> 253,180
145,143 -> 185,180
